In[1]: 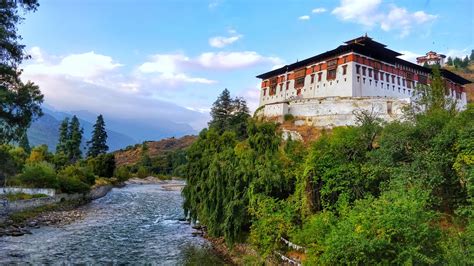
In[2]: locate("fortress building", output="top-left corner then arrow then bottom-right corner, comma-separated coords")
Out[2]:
256,36 -> 470,127
416,51 -> 447,66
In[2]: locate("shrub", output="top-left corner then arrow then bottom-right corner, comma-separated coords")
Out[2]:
136,166 -> 149,179
87,153 -> 116,178
114,165 -> 131,182
17,162 -> 59,188
58,175 -> 90,194
284,113 -> 294,122
26,145 -> 53,164
59,164 -> 95,185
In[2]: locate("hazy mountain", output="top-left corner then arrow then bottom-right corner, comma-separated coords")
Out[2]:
27,106 -> 198,152
28,107 -> 137,152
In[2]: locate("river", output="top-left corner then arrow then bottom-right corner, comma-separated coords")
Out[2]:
0,183 -> 225,265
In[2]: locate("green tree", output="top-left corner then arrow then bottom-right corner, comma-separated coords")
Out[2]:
462,56 -> 469,68
67,115 -> 83,163
209,89 -> 250,138
86,114 -> 108,157
410,66 -> 456,115
447,56 -> 453,66
19,132 -> 31,153
470,49 -> 474,62
209,88 -> 233,131
0,1 -> 43,144
453,57 -> 462,68
56,117 -> 69,154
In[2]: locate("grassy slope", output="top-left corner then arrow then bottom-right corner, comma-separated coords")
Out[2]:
113,135 -> 197,166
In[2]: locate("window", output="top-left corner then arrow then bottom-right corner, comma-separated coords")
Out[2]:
281,75 -> 285,82
363,77 -> 366,84
374,69 -> 378,80
327,69 -> 337,80
402,79 -> 405,87
362,66 -> 366,76
368,68 -> 372,78
311,74 -> 315,84
357,76 -> 360,82
287,74 -> 290,80
380,71 -> 384,81
397,77 -> 400,85
418,75 -> 428,85
286,82 -> 290,90
280,83 -> 283,91
386,73 -> 390,82
392,75 -> 395,83
295,77 -> 305,88
342,65 -> 347,75
263,88 -> 266,96
318,72 -> 322,82
356,64 -> 361,74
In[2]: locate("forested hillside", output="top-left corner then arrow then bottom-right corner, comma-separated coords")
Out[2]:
182,72 -> 473,264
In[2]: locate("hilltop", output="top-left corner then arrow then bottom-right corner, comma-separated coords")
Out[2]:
113,135 -> 197,167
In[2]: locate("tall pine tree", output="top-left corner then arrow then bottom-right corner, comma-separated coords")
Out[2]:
56,117 -> 69,154
208,89 -> 250,138
87,114 -> 108,157
67,115 -> 83,162
209,88 -> 233,130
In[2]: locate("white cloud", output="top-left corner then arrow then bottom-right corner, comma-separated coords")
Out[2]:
24,49 -> 122,79
139,51 -> 282,73
312,8 -> 327,14
21,49 -> 210,130
332,0 -> 437,37
298,15 -> 310,20
332,0 -> 382,26
445,48 -> 470,59
399,50 -> 422,63
208,0 -> 222,9
196,51 -> 282,69
209,31 -> 243,48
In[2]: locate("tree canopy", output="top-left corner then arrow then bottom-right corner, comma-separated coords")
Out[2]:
87,114 -> 109,157
0,0 -> 43,144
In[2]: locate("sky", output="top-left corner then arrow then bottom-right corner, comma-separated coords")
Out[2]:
18,0 -> 474,131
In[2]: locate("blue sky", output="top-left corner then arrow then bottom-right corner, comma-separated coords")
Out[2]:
19,0 -> 473,130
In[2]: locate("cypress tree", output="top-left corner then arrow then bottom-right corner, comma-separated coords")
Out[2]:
67,115 -> 83,162
87,114 -> 108,157
56,117 -> 69,154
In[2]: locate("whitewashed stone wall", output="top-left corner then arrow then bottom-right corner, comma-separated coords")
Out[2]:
263,102 -> 288,117
262,97 -> 409,128
0,187 -> 56,197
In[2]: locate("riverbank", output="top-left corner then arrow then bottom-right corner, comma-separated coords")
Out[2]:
0,185 -> 113,237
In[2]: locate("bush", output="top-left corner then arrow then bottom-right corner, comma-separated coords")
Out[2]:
58,175 -> 90,194
17,162 -> 59,188
87,153 -> 116,178
136,166 -> 149,179
114,165 -> 131,182
284,114 -> 294,121
59,164 -> 95,185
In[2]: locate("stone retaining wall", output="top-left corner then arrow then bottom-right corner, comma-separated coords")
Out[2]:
0,185 -> 114,219
0,187 -> 56,197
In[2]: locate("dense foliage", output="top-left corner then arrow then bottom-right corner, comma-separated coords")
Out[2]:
0,0 -> 43,144
182,84 -> 474,264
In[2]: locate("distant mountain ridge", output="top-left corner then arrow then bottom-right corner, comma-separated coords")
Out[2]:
27,106 -> 199,152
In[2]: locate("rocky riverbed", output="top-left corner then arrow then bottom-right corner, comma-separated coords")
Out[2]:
0,184 -> 225,264
0,203 -> 87,237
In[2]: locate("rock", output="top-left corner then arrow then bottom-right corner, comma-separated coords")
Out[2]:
10,230 -> 24,237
